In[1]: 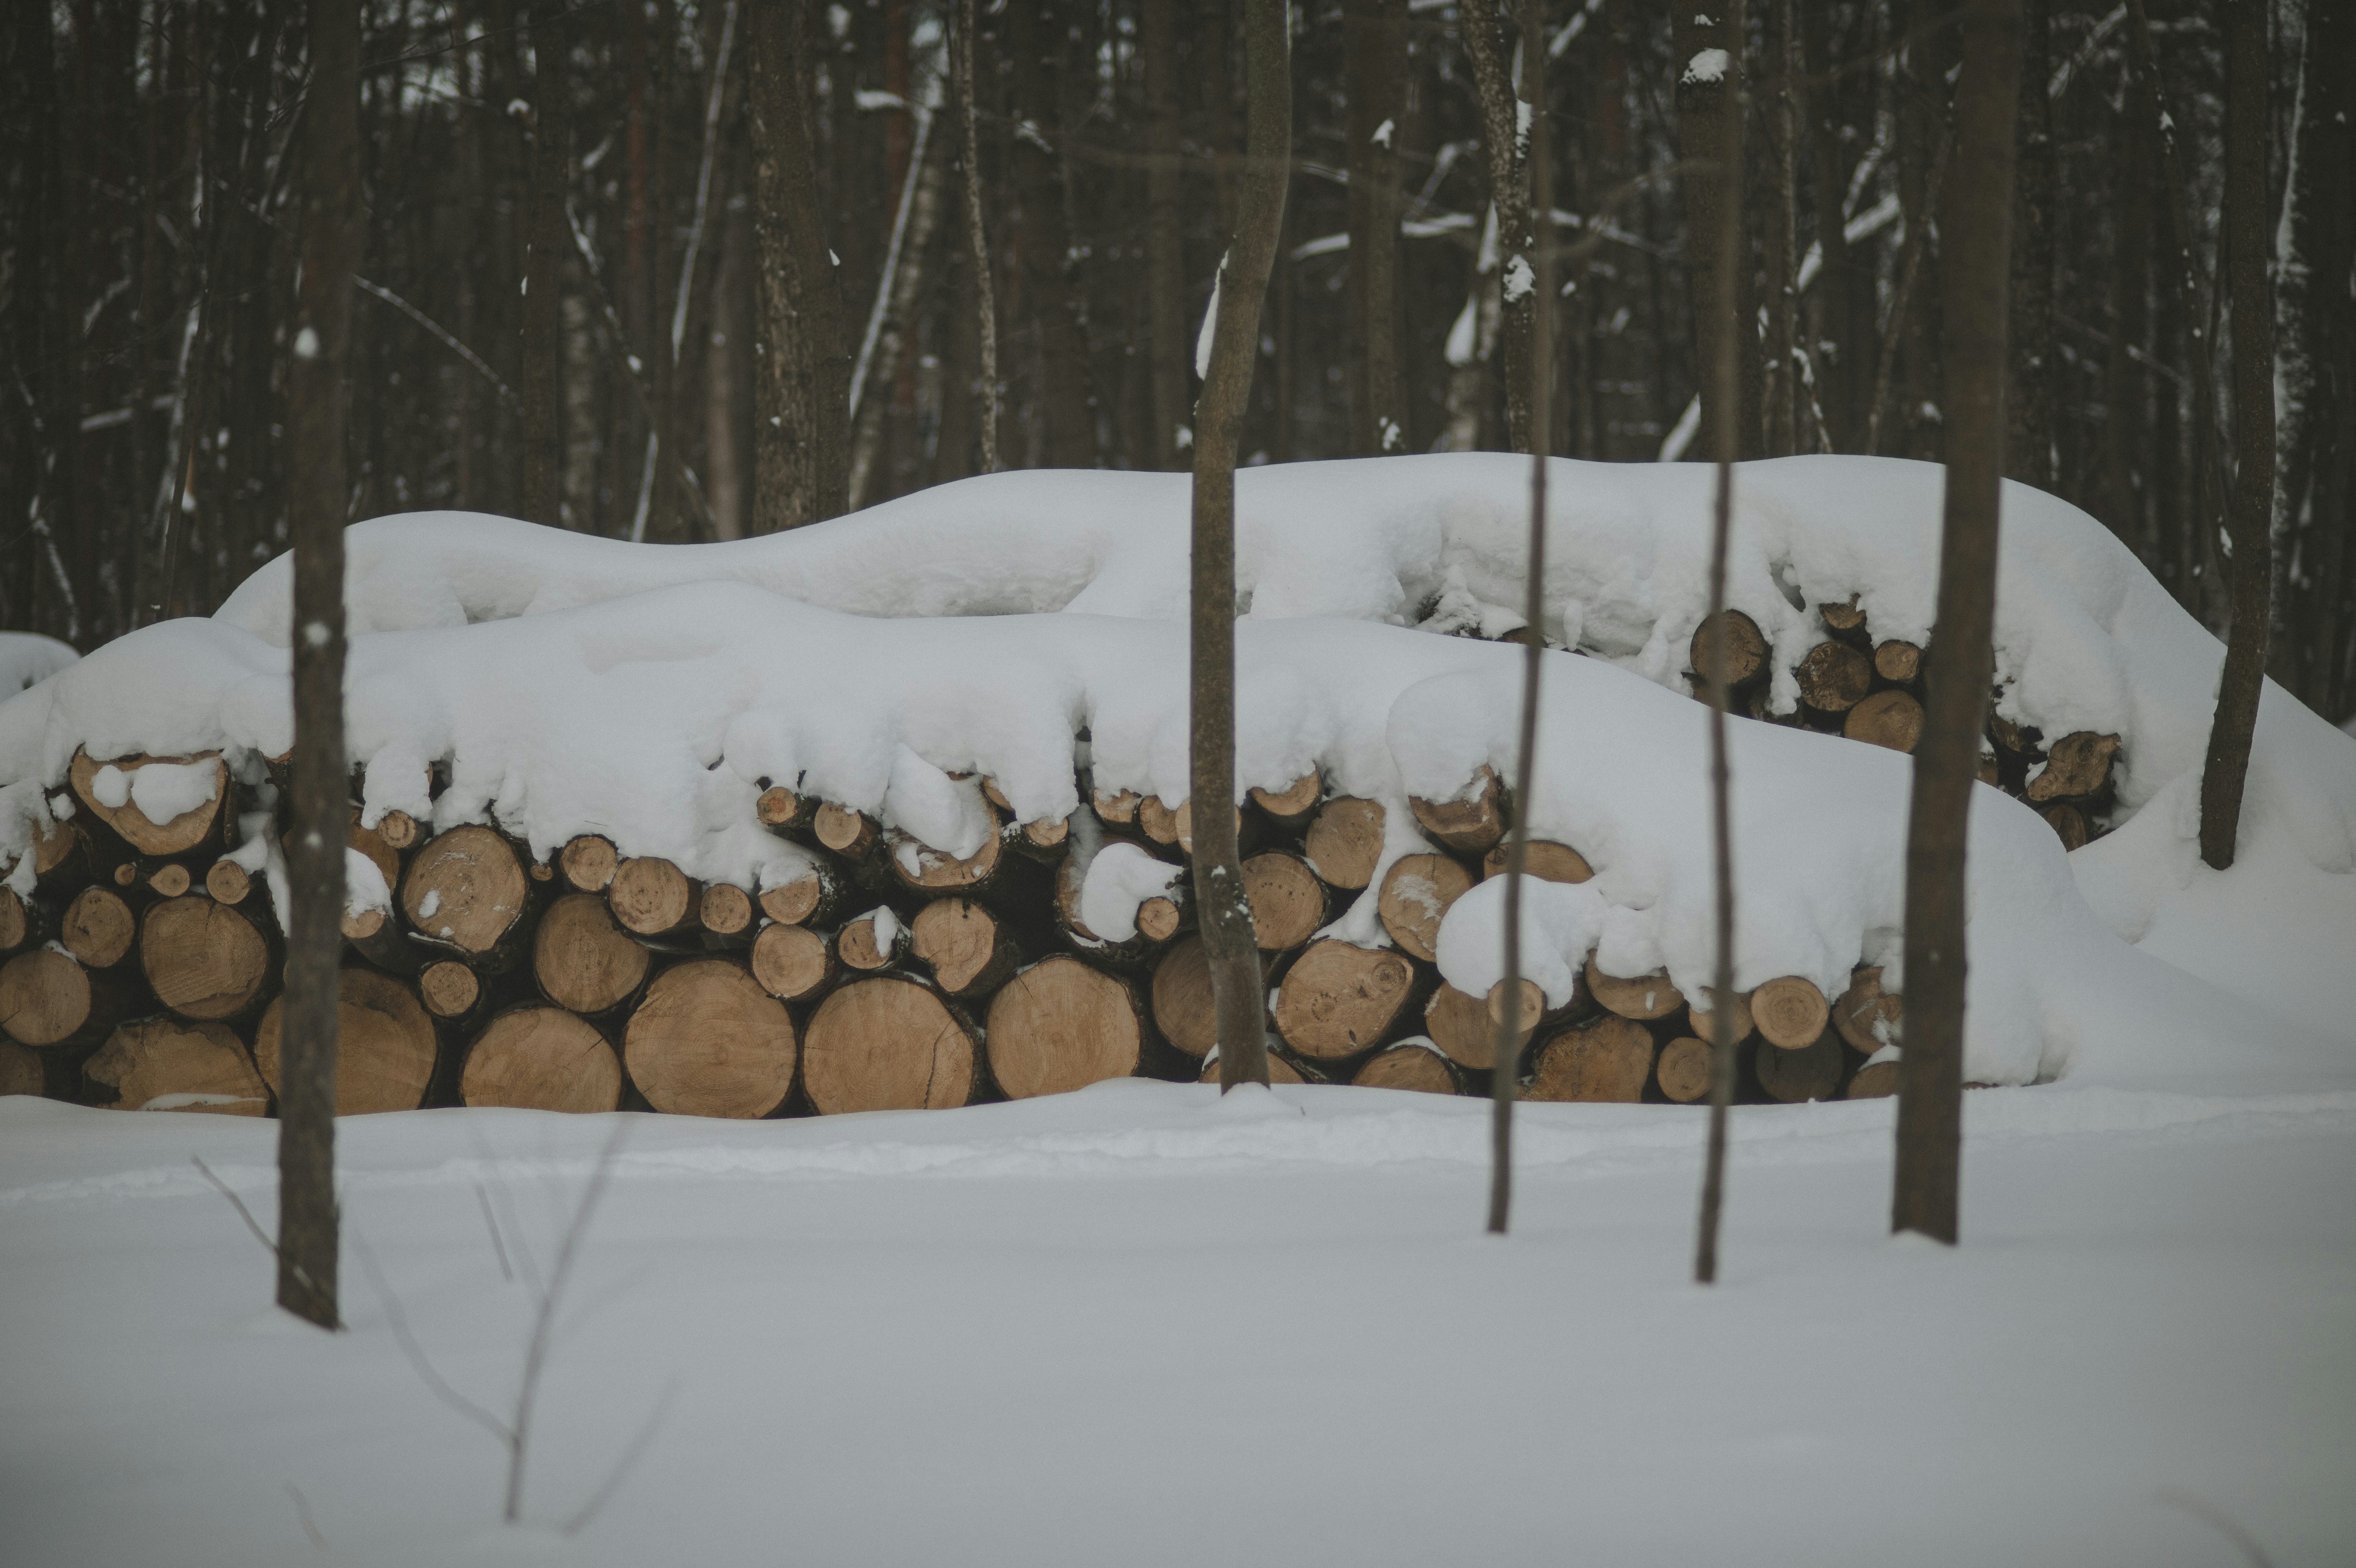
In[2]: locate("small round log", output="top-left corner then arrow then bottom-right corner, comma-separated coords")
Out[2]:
700,882 -> 757,939
401,824 -> 531,962
375,810 -> 422,851
1819,597 -> 1867,638
2025,730 -> 2121,804
204,858 -> 252,906
344,810 -> 402,894
419,959 -> 483,1021
254,968 -> 438,1114
1847,1059 -> 1901,1099
557,833 -> 619,893
61,886 -> 140,969
343,905 -> 427,977
1523,1015 -> 1655,1103
608,856 -> 700,938
911,898 -> 1025,998
86,1017 -> 267,1114
1752,974 -> 1830,1050
461,1006 -> 623,1112
1689,609 -> 1767,689
145,862 -> 192,898
986,956 -> 1146,1099
755,785 -> 812,832
1,949 -> 135,1047
1843,689 -> 1924,752
1248,771 -> 1323,830
839,906 -> 911,971
750,922 -> 838,1002
1756,1028 -> 1844,1103
1012,814 -> 1071,861
142,895 -> 272,1021
533,892 -> 654,1015
1582,957 -> 1684,1021
0,886 -> 33,953
624,958 -> 798,1118
1831,966 -> 1902,1053
1136,888 -> 1191,943
1687,989 -> 1755,1047
759,859 -> 850,928
888,824 -> 1003,896
1302,797 -> 1385,889
1172,799 -> 1245,856
1872,639 -> 1923,685
1796,641 -> 1874,713
1408,765 -> 1506,855
1654,1035 -> 1713,1103
1376,851 -> 1474,963
68,748 -> 229,857
1242,851 -> 1328,951
814,801 -> 883,860
803,974 -> 978,1112
1351,1040 -> 1464,1095
1092,789 -> 1141,827
1136,796 -> 1181,847
1481,838 -> 1594,883
1273,938 -> 1421,1061
1149,936 -> 1217,1058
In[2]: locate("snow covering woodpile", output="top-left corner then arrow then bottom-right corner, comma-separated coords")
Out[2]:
2,454 -> 2352,1118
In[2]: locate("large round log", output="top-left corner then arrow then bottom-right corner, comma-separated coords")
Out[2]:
749,922 -> 838,1002
1351,1041 -> 1463,1095
1242,851 -> 1328,951
1582,958 -> 1685,1021
1847,1059 -> 1901,1099
1302,797 -> 1385,889
607,855 -> 700,938
1422,981 -> 1532,1070
911,898 -> 1024,998
254,967 -> 439,1114
0,950 -> 135,1048
1408,765 -> 1506,855
2025,730 -> 2121,804
1751,975 -> 1830,1050
142,895 -> 272,1021
69,748 -> 229,857
557,833 -> 619,893
1376,852 -> 1474,963
1481,839 -> 1594,883
61,886 -> 140,969
1844,689 -> 1924,752
533,893 -> 653,1015
1796,640 -> 1873,713
1522,1015 -> 1654,1103
1149,936 -> 1217,1058
0,1037 -> 43,1096
1654,1035 -> 1713,1103
1756,1029 -> 1844,1103
85,1018 -> 268,1114
1689,609 -> 1767,688
623,958 -> 797,1118
1832,966 -> 1903,1053
1248,772 -> 1323,830
461,1006 -> 624,1112
401,824 -> 531,963
1272,938 -> 1420,1061
986,956 -> 1146,1099
803,974 -> 978,1112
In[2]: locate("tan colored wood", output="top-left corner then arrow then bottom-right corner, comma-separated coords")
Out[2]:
0,949 -> 128,1046
1019,815 -> 1070,852
146,862 -> 192,898
1409,765 -> 1506,855
87,1018 -> 266,1114
376,809 -> 421,850
532,893 -> 653,1014
1756,1028 -> 1844,1102
558,833 -> 619,892
750,922 -> 837,1001
803,975 -> 976,1113
1376,852 -> 1474,962
1655,1035 -> 1713,1103
1485,977 -> 1549,1037
401,824 -> 530,956
1242,851 -> 1327,951
1752,974 -> 1831,1050
1582,957 -> 1685,1021
462,1007 -> 622,1112
1273,938 -> 1419,1060
1092,789 -> 1141,826
624,958 -> 798,1117
1832,966 -> 1903,1054
1988,713 -> 2040,755
33,816 -> 83,879
755,784 -> 809,829
1200,1050 -> 1303,1085
1523,1015 -> 1654,1103
1136,795 -> 1181,846
985,956 -> 1144,1099
0,1037 -> 41,1097
0,887 -> 25,952
141,896 -> 271,1020
2042,802 -> 2090,850
814,801 -> 882,859
1977,751 -> 2002,786
345,811 -> 401,893
1136,893 -> 1187,943
1873,639 -> 1923,684
758,860 -> 844,927
1482,838 -> 1594,883
700,882 -> 756,936
1819,596 -> 1866,633
1846,1059 -> 1900,1099
68,748 -> 228,856
910,898 -> 1020,997
608,856 -> 698,936
1424,982 -> 1528,1070
1797,640 -> 1874,712
1302,797 -> 1385,889
62,886 -> 138,969
1689,609 -> 1767,687
1688,989 -> 1755,1047
839,907 -> 909,971
1352,1041 -> 1461,1094
889,823 -> 1003,893
254,968 -> 438,1114
980,776 -> 1013,813
1248,771 -> 1323,828
1150,936 -> 1218,1057
1843,689 -> 1924,752
204,858 -> 252,905
1171,798 -> 1242,855
111,860 -> 137,887
2025,730 -> 2121,803
419,959 -> 481,1019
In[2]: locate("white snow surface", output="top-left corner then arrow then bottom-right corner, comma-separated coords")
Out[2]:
0,632 -> 78,696
1078,841 -> 1184,943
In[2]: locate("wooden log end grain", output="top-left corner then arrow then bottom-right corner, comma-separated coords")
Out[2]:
204,858 -> 253,905
1687,988 -> 1755,1047
1149,936 -> 1218,1058
1843,689 -> 1925,753
1846,1059 -> 1900,1099
1654,1035 -> 1714,1103
1423,981 -> 1525,1070
1351,1039 -> 1463,1095
1376,851 -> 1474,963
985,956 -> 1145,1100
804,974 -> 977,1113
461,1006 -> 624,1112
68,747 -> 229,857
910,897 -> 1021,997
1136,795 -> 1182,847
758,859 -> 843,927
145,862 -> 192,899
254,967 -> 439,1114
86,1018 -> 268,1114
533,892 -> 654,1014
1795,640 -> 1874,714
0,949 -> 127,1047
839,906 -> 910,971
1751,974 -> 1831,1050
418,959 -> 483,1020
1273,938 -> 1420,1061
1482,838 -> 1594,884
401,824 -> 531,957
750,922 -> 838,1002
141,895 -> 272,1021
607,856 -> 698,938
2041,802 -> 2091,851
623,958 -> 798,1118
374,809 -> 422,850
1819,596 -> 1867,635
2024,731 -> 2122,804
1136,893 -> 1189,944
1092,789 -> 1141,827
1756,1028 -> 1845,1103
1689,608 -> 1768,689
1242,851 -> 1328,952
1832,966 -> 1903,1054
1523,1014 -> 1655,1103
814,801 -> 882,860
1301,797 -> 1385,890
0,1036 -> 43,1097
1170,798 -> 1243,856
1582,956 -> 1685,1021
0,886 -> 27,953
700,882 -> 757,937
754,785 -> 810,830
1872,639 -> 1923,686
557,832 -> 620,893
61,886 -> 140,969
1247,770 -> 1323,829
1408,764 -> 1506,855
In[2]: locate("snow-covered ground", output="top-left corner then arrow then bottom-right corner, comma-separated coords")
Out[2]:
4,1082 -> 2352,1567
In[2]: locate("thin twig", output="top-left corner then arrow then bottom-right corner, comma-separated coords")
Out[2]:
560,1376 -> 679,1536
1864,119 -> 1953,456
193,1157 -> 278,1258
351,1230 -> 515,1445
847,99 -> 935,425
670,0 -> 738,366
475,1182 -> 515,1284
356,277 -> 517,407
283,1482 -> 329,1552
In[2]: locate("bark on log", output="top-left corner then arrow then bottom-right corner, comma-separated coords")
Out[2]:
1582,957 -> 1685,1021
1351,1040 -> 1463,1094
1689,610 -> 1767,689
204,859 -> 252,906
699,883 -> 758,940
1756,1027 -> 1844,1102
1302,797 -> 1385,889
533,892 -> 654,1016
254,967 -> 439,1114
986,956 -> 1148,1099
1242,851 -> 1329,951
623,958 -> 798,1118
1272,938 -> 1422,1060
839,907 -> 912,971
1655,1035 -> 1713,1103
401,824 -> 532,965
1831,965 -> 1903,1053
557,833 -> 619,893
1481,838 -> 1593,883
1752,974 -> 1831,1049
1247,772 -> 1323,830
142,895 -> 273,1021
342,905 -> 427,977
1847,1059 -> 1900,1099
61,886 -> 140,969
68,748 -> 229,857
759,859 -> 850,928
1873,639 -> 1924,685
1796,640 -> 1874,713
1376,851 -> 1474,962
1424,981 -> 1530,1069
1687,988 -> 1755,1046
802,974 -> 979,1112
1819,597 -> 1868,639
2041,802 -> 2090,850
1149,936 -> 1220,1058
460,1005 -> 624,1112
1523,1014 -> 1655,1102
911,897 -> 1025,998
1408,765 -> 1506,855
0,949 -> 137,1047
608,855 -> 701,938
1843,688 -> 1924,751
750,921 -> 838,1002
813,801 -> 883,861
2024,730 -> 2120,803
86,1017 -> 268,1114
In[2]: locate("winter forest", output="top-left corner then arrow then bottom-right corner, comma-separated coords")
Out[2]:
3,1 -> 2355,1565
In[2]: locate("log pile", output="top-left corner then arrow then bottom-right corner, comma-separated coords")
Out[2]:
1,741 -> 1915,1122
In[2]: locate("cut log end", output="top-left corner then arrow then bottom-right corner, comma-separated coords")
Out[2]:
1247,771 -> 1322,827
1689,609 -> 1767,689
814,802 -> 882,859
1150,937 -> 1218,1057
254,968 -> 438,1114
1844,689 -> 1924,753
1832,966 -> 1903,1054
1687,989 -> 1755,1047
2025,731 -> 2121,804
0,887 -> 25,953
1302,797 -> 1385,890
533,892 -> 654,1014
1819,597 -> 1867,633
700,882 -> 756,936
909,898 -> 1019,997
1752,974 -> 1830,1050
69,748 -> 229,857
0,949 -> 116,1047
1376,852 -> 1474,963
375,809 -> 421,850
608,856 -> 697,937
1408,765 -> 1506,855
558,833 -> 619,892
1655,1036 -> 1714,1103
1796,640 -> 1874,713
755,786 -> 807,829
1847,1059 -> 1900,1099
839,907 -> 908,971
624,959 -> 798,1118
1482,838 -> 1594,884
750,922 -> 837,1002
1582,956 -> 1685,1021
1351,1041 -> 1461,1095
986,957 -> 1144,1099
889,824 -> 1002,893
1424,982 -> 1524,1070
1092,789 -> 1141,827
1872,639 -> 1923,685
804,975 -> 976,1113
204,858 -> 252,905
142,896 -> 271,1021
62,886 -> 139,969
1756,1029 -> 1845,1103
87,1018 -> 268,1115
146,862 -> 192,898
1524,1015 -> 1654,1103
1273,938 -> 1419,1060
401,824 -> 530,956
1242,851 -> 1327,952
462,1007 -> 623,1112
418,959 -> 482,1019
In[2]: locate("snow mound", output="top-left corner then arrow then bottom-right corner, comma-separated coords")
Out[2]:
0,632 -> 77,697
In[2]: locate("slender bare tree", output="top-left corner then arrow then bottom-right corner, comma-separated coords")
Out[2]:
2006,0 -> 2056,490
956,0 -> 999,475
519,0 -> 571,526
1894,0 -> 2023,1246
278,0 -> 362,1332
1195,0 -> 1290,1091
1457,0 -> 1536,454
1143,0 -> 1189,468
1674,2 -> 1761,464
1344,0 -> 1407,455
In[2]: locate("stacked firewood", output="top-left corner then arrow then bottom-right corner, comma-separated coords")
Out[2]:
1688,601 -> 2123,848
0,738 -> 1915,1121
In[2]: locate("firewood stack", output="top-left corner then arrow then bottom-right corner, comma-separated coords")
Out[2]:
0,733 -> 1933,1122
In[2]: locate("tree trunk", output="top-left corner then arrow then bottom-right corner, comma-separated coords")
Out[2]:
2006,0 -> 2054,489
1457,0 -> 1535,454
1142,0 -> 1188,468
518,0 -> 571,525
1006,0 -> 1096,468
1896,0 -> 2020,1248
1761,0 -> 1801,455
1344,0 -> 1407,455
1673,3 -> 1760,466
955,0 -> 999,475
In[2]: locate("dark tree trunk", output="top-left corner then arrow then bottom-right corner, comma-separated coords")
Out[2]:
5,3 -> 76,641
1673,3 -> 1761,462
1803,1 -> 1869,452
2199,0 -> 2276,870
519,0 -> 572,525
1344,0 -> 1407,455
2006,0 -> 2054,490
1894,0 -> 1954,462
1458,0 -> 1535,454
1895,0 -> 2021,1249
1143,0 -> 1188,468
279,0 -> 362,1332
1006,0 -> 1096,468
2106,77 -> 2156,555
1194,0 -> 1288,1091
955,0 -> 999,475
